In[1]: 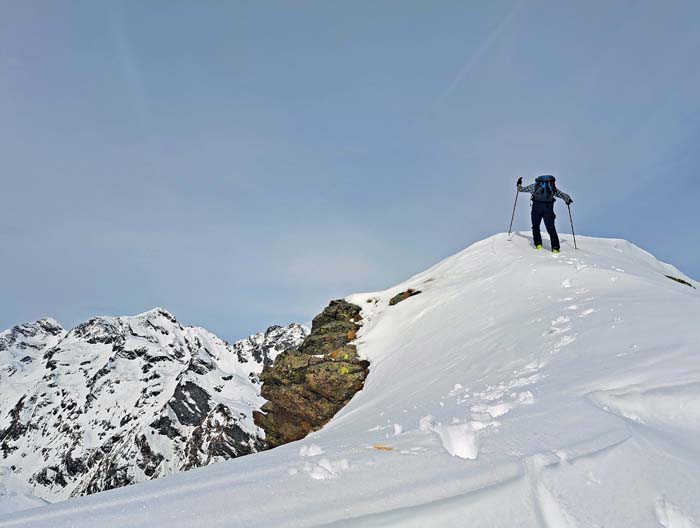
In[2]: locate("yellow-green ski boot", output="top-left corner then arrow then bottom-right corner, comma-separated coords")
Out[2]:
536,244 -> 543,250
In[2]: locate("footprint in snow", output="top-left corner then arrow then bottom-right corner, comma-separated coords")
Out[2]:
289,445 -> 347,479
303,458 -> 350,480
553,335 -> 576,351
448,383 -> 468,397
615,345 -> 639,357
544,315 -> 571,336
615,344 -> 640,357
655,497 -> 698,528
471,391 -> 535,420
525,455 -> 580,527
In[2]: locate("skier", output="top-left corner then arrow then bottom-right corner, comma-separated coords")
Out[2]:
517,175 -> 572,253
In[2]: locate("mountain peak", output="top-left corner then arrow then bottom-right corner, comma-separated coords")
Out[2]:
133,307 -> 178,323
0,310 -> 308,504
387,232 -> 697,296
0,318 -> 66,360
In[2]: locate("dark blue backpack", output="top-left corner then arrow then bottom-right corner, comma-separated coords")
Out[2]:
533,175 -> 556,202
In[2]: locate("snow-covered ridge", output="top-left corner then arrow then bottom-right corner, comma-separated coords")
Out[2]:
0,308 -> 308,506
1,233 -> 699,527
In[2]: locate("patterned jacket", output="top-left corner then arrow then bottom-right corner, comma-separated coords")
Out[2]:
518,182 -> 572,204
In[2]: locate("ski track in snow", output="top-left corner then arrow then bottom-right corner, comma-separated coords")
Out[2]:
525,454 -> 579,528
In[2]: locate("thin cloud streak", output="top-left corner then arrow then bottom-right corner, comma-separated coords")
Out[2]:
433,0 -> 524,108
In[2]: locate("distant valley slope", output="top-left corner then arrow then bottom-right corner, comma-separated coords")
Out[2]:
0,309 -> 307,503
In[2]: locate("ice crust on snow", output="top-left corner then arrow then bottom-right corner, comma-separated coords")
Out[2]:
2,233 -> 699,527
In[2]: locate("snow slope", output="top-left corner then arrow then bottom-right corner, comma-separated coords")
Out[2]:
0,469 -> 47,517
2,233 -> 699,527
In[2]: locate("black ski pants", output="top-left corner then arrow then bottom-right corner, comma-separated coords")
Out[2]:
531,201 -> 560,250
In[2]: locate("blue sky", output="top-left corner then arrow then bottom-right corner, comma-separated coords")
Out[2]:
2,1 -> 699,341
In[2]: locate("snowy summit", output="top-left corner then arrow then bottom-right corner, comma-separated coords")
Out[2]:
1,233 -> 699,527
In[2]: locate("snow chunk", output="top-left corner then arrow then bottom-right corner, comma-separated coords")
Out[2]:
299,444 -> 324,457
419,415 -> 491,460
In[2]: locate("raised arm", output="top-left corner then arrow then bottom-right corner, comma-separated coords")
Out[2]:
516,176 -> 535,193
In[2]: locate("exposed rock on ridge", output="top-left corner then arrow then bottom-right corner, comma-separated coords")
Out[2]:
388,288 -> 422,306
254,300 -> 369,448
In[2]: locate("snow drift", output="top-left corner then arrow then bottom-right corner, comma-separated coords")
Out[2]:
1,233 -> 699,527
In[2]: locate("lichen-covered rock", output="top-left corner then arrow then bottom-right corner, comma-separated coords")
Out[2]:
305,361 -> 367,403
254,300 -> 369,448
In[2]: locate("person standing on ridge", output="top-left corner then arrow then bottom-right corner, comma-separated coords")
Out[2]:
517,175 -> 572,253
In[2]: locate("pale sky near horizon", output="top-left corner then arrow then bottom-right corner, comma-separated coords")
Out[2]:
2,1 -> 699,341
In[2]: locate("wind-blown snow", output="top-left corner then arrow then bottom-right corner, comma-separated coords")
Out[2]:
2,233 -> 699,527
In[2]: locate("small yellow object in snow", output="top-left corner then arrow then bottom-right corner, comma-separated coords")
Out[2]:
372,444 -> 394,451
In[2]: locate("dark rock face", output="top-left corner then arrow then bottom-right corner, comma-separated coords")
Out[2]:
254,300 -> 369,448
665,275 -> 696,289
169,382 -> 213,427
388,289 -> 422,306
182,405 -> 264,470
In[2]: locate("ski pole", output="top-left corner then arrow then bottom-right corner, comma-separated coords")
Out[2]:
567,203 -> 578,249
508,189 -> 519,236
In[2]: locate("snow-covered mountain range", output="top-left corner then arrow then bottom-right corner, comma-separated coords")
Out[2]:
0,309 -> 307,502
2,232 -> 700,527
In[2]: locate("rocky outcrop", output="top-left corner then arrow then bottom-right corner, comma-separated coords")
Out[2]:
665,275 -> 696,289
254,300 -> 369,448
388,288 -> 422,306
